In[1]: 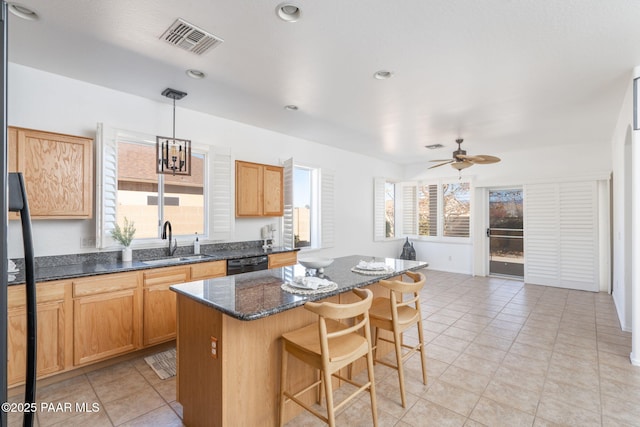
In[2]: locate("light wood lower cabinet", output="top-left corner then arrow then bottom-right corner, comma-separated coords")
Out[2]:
268,251 -> 298,268
190,260 -> 226,281
142,266 -> 188,346
72,272 -> 141,366
7,281 -> 71,386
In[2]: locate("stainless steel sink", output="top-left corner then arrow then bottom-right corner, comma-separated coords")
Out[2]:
141,254 -> 212,266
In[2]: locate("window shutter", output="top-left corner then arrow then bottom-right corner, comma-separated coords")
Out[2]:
320,169 -> 335,248
524,183 -> 560,284
418,184 -> 438,236
373,177 -> 386,241
524,181 -> 598,291
401,184 -> 417,235
95,123 -> 118,249
210,146 -> 232,240
443,182 -> 470,237
282,158 -> 294,249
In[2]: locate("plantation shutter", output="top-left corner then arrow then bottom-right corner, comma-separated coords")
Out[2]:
524,181 -> 598,291
95,123 -> 118,249
442,182 -> 471,237
210,146 -> 233,240
401,184 -> 417,235
373,177 -> 386,241
282,158 -> 294,249
320,169 -> 335,248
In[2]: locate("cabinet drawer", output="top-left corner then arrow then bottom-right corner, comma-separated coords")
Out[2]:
268,252 -> 298,269
143,266 -> 189,287
9,280 -> 67,307
73,272 -> 139,297
190,261 -> 227,281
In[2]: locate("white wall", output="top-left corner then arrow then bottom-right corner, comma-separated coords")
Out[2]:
8,63 -> 404,260
610,76 -> 633,331
403,136 -> 612,275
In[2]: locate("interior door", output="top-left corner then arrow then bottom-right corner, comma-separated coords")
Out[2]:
488,189 -> 524,278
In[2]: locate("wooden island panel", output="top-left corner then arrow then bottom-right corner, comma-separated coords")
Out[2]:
176,281 -> 391,427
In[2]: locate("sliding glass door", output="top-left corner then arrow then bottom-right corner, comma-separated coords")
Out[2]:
488,189 -> 524,278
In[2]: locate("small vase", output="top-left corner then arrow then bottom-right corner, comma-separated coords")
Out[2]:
122,247 -> 132,262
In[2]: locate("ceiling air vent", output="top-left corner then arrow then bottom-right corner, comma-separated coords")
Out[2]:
160,18 -> 223,55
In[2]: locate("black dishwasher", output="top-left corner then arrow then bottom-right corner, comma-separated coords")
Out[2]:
227,255 -> 269,275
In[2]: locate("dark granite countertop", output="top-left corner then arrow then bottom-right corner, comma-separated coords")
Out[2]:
8,245 -> 298,286
170,255 -> 429,321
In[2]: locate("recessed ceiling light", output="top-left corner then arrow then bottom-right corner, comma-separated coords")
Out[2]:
284,105 -> 299,111
373,70 -> 393,80
276,3 -> 301,22
186,69 -> 206,79
8,3 -> 38,21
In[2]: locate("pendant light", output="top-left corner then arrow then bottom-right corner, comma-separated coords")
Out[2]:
156,88 -> 191,176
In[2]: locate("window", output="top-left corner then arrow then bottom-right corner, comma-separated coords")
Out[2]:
116,139 -> 206,241
442,182 -> 470,237
418,184 -> 438,236
284,159 -> 334,250
375,178 -> 471,241
385,181 -> 396,238
293,166 -> 315,248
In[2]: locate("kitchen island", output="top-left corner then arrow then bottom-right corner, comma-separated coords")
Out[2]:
170,255 -> 428,427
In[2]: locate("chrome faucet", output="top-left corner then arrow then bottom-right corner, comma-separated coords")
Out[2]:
161,220 -> 178,256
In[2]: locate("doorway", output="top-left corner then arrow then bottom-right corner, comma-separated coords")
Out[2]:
488,189 -> 524,278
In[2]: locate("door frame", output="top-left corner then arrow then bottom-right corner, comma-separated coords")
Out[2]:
483,186 -> 524,278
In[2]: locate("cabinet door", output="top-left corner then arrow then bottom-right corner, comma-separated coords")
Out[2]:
73,283 -> 141,365
14,127 -> 93,219
236,161 -> 263,216
143,284 -> 177,346
263,166 -> 283,216
7,282 -> 69,386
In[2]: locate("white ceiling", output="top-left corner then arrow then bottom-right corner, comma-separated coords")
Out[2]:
7,0 -> 640,165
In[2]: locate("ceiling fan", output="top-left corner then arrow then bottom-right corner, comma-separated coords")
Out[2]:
428,138 -> 501,170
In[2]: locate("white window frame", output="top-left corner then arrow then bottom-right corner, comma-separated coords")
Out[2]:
283,158 -> 334,251
96,123 -> 223,249
375,176 -> 473,243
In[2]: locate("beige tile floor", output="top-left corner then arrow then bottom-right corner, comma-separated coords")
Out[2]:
7,270 -> 640,426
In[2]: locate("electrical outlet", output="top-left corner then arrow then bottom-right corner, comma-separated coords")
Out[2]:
81,236 -> 96,248
210,336 -> 218,359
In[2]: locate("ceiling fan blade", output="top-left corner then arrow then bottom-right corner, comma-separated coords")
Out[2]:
429,159 -> 454,162
458,154 -> 501,164
428,160 -> 454,169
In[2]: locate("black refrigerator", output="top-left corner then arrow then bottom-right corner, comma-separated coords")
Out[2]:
1,1 -> 10,426
0,4 -> 39,427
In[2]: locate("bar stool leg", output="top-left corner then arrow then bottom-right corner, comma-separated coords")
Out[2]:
323,368 -> 336,427
279,341 -> 288,427
393,328 -> 407,408
366,344 -> 379,426
417,317 -> 428,385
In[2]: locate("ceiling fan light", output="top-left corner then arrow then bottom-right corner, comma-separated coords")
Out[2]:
451,161 -> 472,170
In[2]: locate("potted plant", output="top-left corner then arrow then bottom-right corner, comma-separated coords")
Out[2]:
111,217 -> 136,262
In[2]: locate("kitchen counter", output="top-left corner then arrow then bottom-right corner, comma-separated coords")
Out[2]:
172,255 -> 428,427
8,245 -> 297,285
171,255 -> 428,320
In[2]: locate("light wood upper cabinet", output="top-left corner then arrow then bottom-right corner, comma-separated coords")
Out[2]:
9,126 -> 93,219
7,280 -> 71,386
235,160 -> 283,217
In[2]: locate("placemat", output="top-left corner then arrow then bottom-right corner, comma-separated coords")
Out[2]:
281,282 -> 338,295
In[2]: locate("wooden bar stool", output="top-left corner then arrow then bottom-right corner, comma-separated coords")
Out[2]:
279,288 -> 378,427
369,271 -> 427,408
